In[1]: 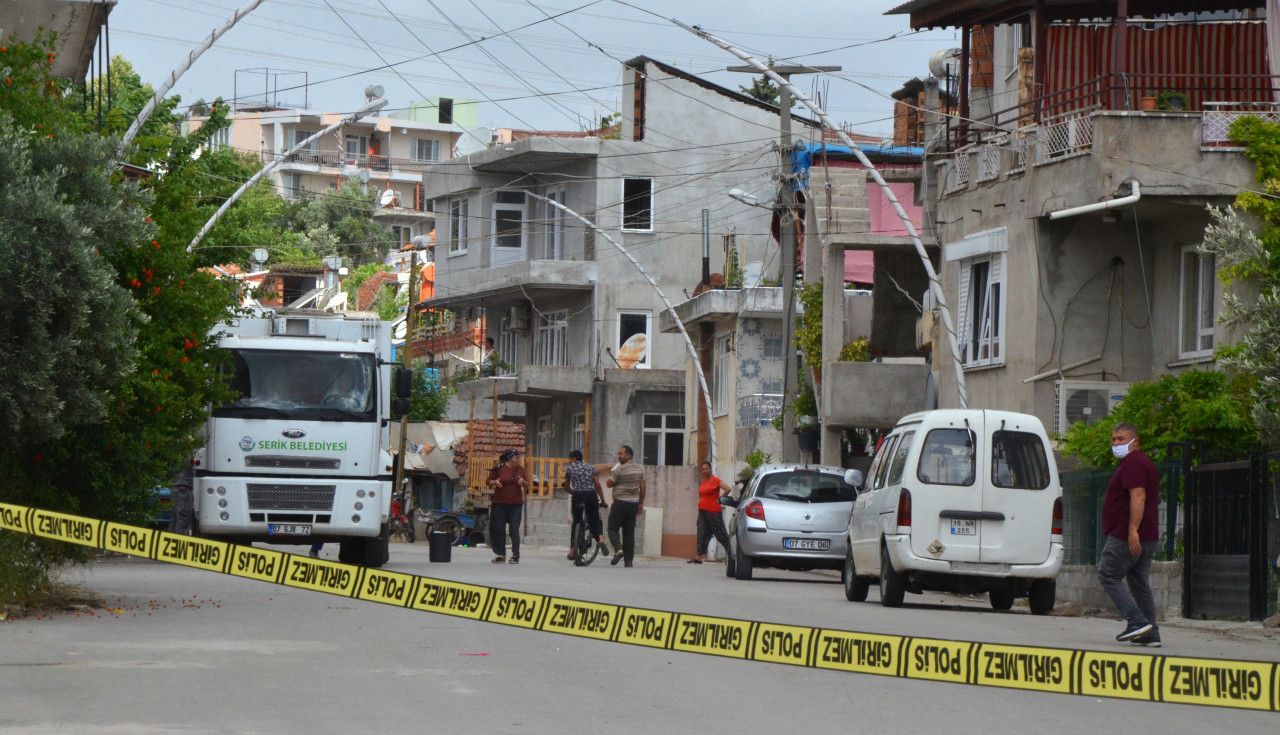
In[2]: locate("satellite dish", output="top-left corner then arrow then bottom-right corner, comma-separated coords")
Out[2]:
455,126 -> 492,157
364,84 -> 385,101
252,248 -> 269,263
928,48 -> 962,79
379,189 -> 397,207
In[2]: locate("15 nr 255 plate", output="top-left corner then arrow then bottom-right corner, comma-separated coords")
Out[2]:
267,523 -> 312,536
782,537 -> 830,551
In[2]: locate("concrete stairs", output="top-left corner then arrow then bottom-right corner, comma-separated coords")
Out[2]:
808,168 -> 870,237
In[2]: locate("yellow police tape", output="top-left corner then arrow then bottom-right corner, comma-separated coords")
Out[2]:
3,501 -> 1277,712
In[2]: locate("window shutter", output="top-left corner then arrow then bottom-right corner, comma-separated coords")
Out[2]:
957,261 -> 971,363
990,254 -> 1004,360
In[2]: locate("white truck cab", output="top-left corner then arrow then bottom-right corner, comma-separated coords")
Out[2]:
193,313 -> 410,567
843,409 -> 1063,614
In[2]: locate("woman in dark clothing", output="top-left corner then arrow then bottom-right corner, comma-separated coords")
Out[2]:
487,449 -> 528,564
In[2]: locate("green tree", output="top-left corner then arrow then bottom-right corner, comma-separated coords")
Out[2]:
1059,370 -> 1257,467
738,58 -> 782,107
285,180 -> 394,266
409,361 -> 454,422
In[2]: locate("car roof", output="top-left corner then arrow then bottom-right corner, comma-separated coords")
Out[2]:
756,463 -> 850,476
895,409 -> 1046,433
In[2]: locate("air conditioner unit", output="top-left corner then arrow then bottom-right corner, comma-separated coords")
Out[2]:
505,304 -> 531,332
1055,380 -> 1129,435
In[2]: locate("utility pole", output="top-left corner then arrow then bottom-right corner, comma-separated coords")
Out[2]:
392,249 -> 420,512
728,63 -> 839,463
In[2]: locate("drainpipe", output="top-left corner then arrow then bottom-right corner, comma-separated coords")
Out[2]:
1048,180 -> 1140,220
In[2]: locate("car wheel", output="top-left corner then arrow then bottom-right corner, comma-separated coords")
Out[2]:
878,544 -> 905,607
989,589 -> 1015,611
725,537 -> 736,578
733,538 -> 753,581
843,547 -> 869,602
1028,579 -> 1056,615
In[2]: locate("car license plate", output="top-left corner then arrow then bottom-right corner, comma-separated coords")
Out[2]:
783,537 -> 830,551
950,519 -> 977,536
267,523 -> 311,536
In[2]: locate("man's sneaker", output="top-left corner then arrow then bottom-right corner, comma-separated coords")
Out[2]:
1129,631 -> 1162,648
1116,622 -> 1154,642
610,551 -> 625,566
308,549 -> 320,559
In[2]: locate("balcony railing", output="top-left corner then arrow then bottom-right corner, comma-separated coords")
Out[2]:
263,149 -> 441,173
738,393 -> 782,428
1202,101 -> 1280,146
465,453 -> 562,499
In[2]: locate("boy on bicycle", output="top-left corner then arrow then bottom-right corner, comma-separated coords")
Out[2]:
564,450 -> 609,560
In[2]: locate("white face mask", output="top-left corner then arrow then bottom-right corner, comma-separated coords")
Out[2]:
1111,439 -> 1134,460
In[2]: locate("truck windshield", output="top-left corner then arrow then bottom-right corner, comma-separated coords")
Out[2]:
216,349 -> 376,421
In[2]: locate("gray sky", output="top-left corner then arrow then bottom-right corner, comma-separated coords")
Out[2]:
108,0 -> 958,138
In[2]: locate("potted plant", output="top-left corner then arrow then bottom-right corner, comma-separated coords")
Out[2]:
1140,93 -> 1157,112
1156,90 -> 1188,112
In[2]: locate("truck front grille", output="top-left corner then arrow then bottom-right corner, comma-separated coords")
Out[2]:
245,455 -> 341,470
246,484 -> 336,511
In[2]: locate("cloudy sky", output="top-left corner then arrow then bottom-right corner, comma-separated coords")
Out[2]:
107,0 -> 958,139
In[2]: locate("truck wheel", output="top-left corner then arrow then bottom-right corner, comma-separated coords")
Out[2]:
879,545 -> 905,607
843,547 -> 870,602
989,589 -> 1015,611
1028,579 -> 1056,615
361,526 -> 390,568
338,540 -> 359,564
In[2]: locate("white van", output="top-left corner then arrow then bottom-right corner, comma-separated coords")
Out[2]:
842,410 -> 1063,614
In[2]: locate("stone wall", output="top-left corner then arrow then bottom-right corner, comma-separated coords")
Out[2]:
1056,562 -> 1183,620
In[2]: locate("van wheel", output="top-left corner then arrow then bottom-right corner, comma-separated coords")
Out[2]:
843,547 -> 869,602
878,545 -> 905,607
732,538 -> 753,581
1028,580 -> 1056,615
989,589 -> 1015,611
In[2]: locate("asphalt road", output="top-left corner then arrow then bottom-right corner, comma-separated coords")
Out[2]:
1,541 -> 1277,734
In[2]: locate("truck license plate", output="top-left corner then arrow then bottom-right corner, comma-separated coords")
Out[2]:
950,519 -> 977,536
783,537 -> 830,551
267,523 -> 311,536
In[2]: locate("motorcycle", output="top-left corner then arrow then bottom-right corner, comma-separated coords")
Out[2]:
388,486 -> 415,543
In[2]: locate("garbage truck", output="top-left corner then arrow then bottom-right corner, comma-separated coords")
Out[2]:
193,312 -> 410,567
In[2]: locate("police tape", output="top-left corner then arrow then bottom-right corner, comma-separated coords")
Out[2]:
3,501 -> 1277,713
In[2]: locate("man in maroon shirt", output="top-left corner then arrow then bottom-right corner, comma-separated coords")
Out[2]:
487,449 -> 528,564
1097,423 -> 1162,646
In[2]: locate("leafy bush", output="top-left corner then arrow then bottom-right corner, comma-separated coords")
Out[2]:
1059,369 -> 1256,467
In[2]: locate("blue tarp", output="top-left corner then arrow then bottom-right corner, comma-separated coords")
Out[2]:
790,142 -> 924,191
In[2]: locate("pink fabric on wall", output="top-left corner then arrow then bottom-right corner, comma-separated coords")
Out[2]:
844,181 -> 922,284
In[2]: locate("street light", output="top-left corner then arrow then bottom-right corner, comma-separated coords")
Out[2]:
727,188 -> 775,209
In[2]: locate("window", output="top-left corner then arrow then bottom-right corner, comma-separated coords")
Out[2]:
622,178 -> 653,231
872,435 -> 899,491
991,430 -> 1050,490
1180,245 -> 1216,356
886,430 -> 916,486
391,225 -> 411,248
864,434 -> 896,491
283,173 -> 304,200
496,317 -> 520,376
535,415 -> 552,458
438,97 -> 453,125
533,309 -> 569,366
757,471 -> 857,503
292,129 -> 318,154
203,126 -> 229,152
344,134 -> 369,159
412,138 -> 439,162
543,188 -> 566,259
617,311 -> 651,369
713,334 -> 731,415
492,191 -> 526,255
642,414 -> 684,466
762,334 -> 785,360
917,428 -> 976,486
571,412 -> 586,452
958,254 -> 1005,368
448,198 -> 469,255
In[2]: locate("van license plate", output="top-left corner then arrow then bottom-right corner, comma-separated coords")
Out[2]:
783,538 -> 830,551
267,524 -> 311,536
950,519 -> 977,536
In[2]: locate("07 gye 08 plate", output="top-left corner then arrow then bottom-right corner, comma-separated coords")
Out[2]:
782,537 -> 830,551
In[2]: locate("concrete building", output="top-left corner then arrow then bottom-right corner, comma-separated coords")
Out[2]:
187,95 -> 466,250
421,56 -> 833,465
888,0 -> 1266,436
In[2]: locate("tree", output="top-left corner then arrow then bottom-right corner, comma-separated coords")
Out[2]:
739,58 -> 780,107
409,361 -> 454,422
285,180 -> 395,266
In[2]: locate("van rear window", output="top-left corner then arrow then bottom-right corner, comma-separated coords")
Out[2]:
916,429 -> 975,486
992,430 -> 1051,489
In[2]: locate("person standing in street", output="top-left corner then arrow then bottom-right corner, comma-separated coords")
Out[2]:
564,450 -> 609,560
487,449 -> 527,564
1098,422 -> 1163,646
606,445 -> 645,567
168,463 -> 195,535
688,461 -> 731,564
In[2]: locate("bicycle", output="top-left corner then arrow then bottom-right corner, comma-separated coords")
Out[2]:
569,502 -> 605,567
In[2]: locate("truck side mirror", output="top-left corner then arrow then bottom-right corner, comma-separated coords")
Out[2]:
391,397 -> 411,420
394,367 -> 412,400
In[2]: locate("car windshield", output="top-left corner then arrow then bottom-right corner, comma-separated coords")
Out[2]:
756,471 -> 856,503
215,349 -> 376,421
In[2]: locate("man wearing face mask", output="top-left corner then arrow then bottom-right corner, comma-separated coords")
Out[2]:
1097,422 -> 1162,647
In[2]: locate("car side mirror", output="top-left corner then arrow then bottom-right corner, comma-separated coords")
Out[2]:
844,469 -> 864,490
719,495 -> 738,508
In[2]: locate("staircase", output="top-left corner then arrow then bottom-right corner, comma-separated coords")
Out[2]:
807,167 -> 870,238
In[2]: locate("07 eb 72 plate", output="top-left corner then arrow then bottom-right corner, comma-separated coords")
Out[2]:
267,523 -> 311,536
783,537 -> 830,551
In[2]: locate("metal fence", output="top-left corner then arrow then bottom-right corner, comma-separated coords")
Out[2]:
1059,460 -> 1184,566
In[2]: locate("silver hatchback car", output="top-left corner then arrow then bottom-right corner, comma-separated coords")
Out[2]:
722,464 -> 863,580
